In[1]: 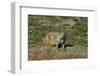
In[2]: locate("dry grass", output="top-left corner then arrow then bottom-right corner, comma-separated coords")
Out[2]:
28,45 -> 87,60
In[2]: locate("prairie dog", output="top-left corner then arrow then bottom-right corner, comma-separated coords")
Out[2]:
42,32 -> 66,48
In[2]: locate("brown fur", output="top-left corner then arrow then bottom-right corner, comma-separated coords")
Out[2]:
42,32 -> 66,48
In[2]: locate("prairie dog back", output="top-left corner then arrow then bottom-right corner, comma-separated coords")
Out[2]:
43,32 -> 59,46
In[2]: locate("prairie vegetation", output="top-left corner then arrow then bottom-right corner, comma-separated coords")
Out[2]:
28,15 -> 88,60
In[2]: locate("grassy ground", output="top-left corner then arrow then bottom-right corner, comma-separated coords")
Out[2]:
28,45 -> 87,60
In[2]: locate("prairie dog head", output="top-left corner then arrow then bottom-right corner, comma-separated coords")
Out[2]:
59,32 -> 66,39
58,32 -> 66,44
